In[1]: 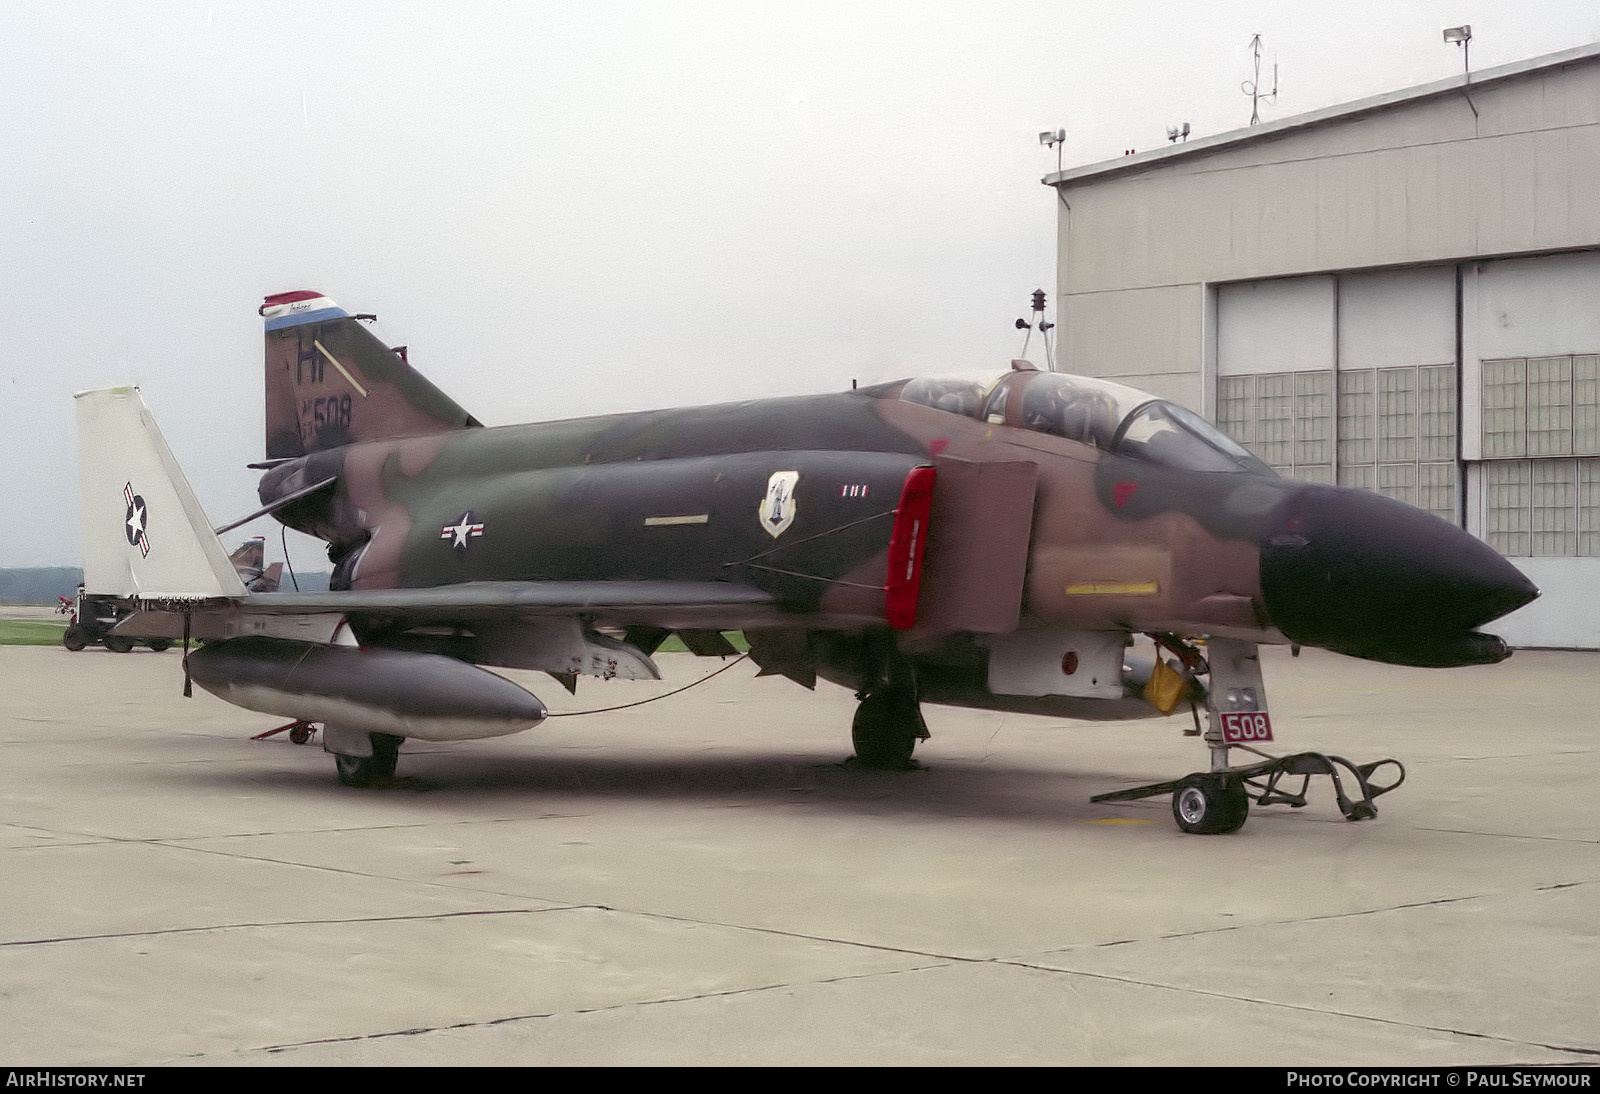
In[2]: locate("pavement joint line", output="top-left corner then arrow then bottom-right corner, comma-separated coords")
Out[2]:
226,951 -> 1600,1062
6,835 -> 996,961
1411,825 -> 1600,845
1031,878 -> 1600,954
2,907 -> 598,948
14,832 -> 1598,974
990,958 -> 1600,1060
9,826 -> 1012,968
3,814 -> 588,851
248,961 -> 959,1056
1405,748 -> 1600,763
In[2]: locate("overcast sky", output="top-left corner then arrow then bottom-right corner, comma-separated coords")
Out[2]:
4,1 -> 1598,570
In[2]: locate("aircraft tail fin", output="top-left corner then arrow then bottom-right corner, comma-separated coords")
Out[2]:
75,387 -> 250,599
261,291 -> 481,460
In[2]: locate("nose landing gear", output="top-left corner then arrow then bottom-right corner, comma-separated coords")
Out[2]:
1094,638 -> 1407,834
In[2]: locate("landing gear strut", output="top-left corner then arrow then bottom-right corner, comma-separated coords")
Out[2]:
848,638 -> 928,769
1093,638 -> 1406,834
851,691 -> 924,768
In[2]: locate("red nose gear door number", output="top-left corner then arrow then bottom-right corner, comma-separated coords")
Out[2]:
1219,711 -> 1274,743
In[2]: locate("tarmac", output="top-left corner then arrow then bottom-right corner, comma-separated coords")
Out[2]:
2,619 -> 1597,1066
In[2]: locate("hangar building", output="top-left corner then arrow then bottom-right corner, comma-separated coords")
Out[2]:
1045,42 -> 1600,648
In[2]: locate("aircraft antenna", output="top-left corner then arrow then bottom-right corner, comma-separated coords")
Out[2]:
1243,34 -> 1278,125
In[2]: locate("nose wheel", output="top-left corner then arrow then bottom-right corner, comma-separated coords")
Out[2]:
1171,774 -> 1250,834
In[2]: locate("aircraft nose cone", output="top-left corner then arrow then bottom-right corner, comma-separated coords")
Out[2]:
1260,486 -> 1538,665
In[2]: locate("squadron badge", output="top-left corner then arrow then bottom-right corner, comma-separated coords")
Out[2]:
760,471 -> 799,538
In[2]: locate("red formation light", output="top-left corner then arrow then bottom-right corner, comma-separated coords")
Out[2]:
885,466 -> 936,629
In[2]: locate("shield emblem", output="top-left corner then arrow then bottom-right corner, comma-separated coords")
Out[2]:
760,471 -> 800,538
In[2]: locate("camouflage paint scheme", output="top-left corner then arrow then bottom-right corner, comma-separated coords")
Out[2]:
247,290 -> 1536,728
226,538 -> 282,593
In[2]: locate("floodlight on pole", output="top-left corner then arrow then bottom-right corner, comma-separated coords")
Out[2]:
1443,25 -> 1478,118
1443,24 -> 1472,76
1039,128 -> 1066,175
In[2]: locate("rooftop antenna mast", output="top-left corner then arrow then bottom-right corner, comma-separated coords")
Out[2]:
1015,289 -> 1056,371
1243,34 -> 1278,125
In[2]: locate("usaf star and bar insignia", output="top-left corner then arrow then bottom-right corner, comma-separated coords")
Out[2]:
441,511 -> 486,551
122,482 -> 149,558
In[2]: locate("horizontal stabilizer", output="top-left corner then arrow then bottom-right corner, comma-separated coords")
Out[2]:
75,387 -> 249,599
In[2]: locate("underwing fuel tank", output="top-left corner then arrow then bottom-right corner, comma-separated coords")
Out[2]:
187,636 -> 548,741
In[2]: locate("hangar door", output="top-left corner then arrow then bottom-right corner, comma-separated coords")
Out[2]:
1467,251 -> 1600,560
1215,268 -> 1458,523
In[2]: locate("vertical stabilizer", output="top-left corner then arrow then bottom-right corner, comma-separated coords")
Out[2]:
75,387 -> 249,599
261,290 -> 480,459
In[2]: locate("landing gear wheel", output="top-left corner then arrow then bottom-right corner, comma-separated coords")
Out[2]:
103,635 -> 135,654
62,626 -> 88,652
851,693 -> 919,768
288,723 -> 314,745
1171,774 -> 1249,835
333,733 -> 402,788
146,639 -> 171,653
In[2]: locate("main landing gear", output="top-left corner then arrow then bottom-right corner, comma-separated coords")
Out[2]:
250,721 -> 404,787
322,726 -> 404,787
851,690 -> 927,768
332,733 -> 402,788
1092,637 -> 1406,834
848,642 -> 929,769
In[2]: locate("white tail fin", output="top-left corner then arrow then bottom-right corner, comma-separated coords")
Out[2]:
75,386 -> 249,599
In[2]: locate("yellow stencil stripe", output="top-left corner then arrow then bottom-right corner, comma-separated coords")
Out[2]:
1065,580 -> 1160,595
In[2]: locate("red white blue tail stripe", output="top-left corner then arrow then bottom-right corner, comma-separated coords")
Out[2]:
260,290 -> 348,332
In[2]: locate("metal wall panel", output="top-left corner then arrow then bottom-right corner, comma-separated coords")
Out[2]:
1474,251 -> 1600,360
1216,277 -> 1335,375
1059,282 -> 1204,410
1338,267 -> 1456,370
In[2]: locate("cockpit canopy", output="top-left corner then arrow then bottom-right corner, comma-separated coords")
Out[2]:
898,371 -> 1271,475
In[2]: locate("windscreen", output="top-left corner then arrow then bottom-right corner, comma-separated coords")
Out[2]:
1112,400 -> 1273,475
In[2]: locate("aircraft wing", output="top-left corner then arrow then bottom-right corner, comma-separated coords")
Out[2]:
113,579 -> 781,640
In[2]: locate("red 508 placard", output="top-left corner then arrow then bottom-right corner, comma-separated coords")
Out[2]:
1219,711 -> 1274,743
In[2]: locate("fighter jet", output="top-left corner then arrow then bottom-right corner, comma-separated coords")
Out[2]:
75,290 -> 1538,833
226,537 -> 284,594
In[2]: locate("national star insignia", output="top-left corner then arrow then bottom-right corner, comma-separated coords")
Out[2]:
441,511 -> 486,551
122,482 -> 149,558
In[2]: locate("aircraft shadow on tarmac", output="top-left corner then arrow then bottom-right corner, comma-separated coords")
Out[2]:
152,742 -> 1340,829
